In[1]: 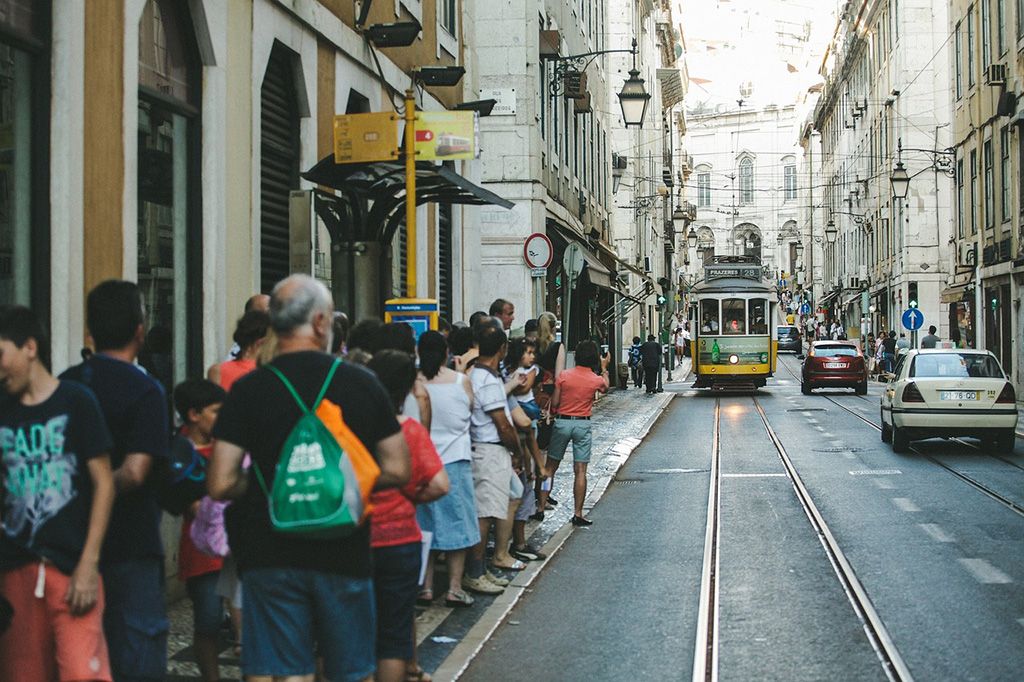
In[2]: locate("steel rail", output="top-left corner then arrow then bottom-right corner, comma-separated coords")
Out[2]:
752,397 -> 913,682
818,393 -> 1024,519
692,399 -> 721,682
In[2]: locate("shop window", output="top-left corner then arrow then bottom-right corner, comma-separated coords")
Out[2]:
0,1 -> 48,316
722,298 -> 746,335
137,0 -> 201,391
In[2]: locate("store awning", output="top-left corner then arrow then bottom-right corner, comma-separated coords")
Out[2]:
302,154 -> 513,244
580,248 -> 614,290
940,282 -> 972,303
818,290 -> 840,308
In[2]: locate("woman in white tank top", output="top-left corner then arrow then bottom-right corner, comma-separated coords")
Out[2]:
415,332 -> 482,606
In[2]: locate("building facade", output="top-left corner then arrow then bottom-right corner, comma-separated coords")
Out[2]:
17,0 -> 492,582
683,105 -> 805,289
813,0 -> 953,343
949,0 -> 1024,386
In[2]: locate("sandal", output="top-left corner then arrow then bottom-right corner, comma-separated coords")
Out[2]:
444,590 -> 475,607
513,543 -> 547,560
416,589 -> 434,606
491,558 -> 527,571
407,665 -> 433,682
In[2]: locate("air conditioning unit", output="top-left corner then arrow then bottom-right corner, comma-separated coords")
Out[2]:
986,63 -> 1007,86
611,154 -> 627,171
958,242 -> 978,266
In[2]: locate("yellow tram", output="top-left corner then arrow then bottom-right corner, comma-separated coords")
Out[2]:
689,256 -> 778,390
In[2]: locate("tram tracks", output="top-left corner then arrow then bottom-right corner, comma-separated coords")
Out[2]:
777,354 -> 1024,517
692,395 -> 912,682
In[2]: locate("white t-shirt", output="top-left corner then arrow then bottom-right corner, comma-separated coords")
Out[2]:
470,365 -> 512,444
514,366 -> 538,405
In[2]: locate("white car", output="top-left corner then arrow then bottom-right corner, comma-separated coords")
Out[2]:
880,349 -> 1018,453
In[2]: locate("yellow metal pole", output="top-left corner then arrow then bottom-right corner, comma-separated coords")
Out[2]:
405,89 -> 417,297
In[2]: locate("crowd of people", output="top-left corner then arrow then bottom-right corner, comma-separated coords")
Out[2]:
0,277 -> 614,682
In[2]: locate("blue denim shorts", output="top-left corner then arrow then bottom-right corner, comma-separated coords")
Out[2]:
242,568 -> 375,681
546,418 -> 593,463
102,558 -> 169,682
372,543 -> 421,660
186,571 -> 222,636
416,460 -> 481,551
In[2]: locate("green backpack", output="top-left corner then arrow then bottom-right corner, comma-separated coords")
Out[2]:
253,358 -> 364,538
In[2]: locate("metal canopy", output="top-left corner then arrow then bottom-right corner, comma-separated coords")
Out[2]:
302,154 -> 513,244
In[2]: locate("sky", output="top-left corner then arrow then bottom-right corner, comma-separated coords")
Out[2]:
682,0 -> 840,114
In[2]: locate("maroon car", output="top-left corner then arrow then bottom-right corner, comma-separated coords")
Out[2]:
801,341 -> 868,395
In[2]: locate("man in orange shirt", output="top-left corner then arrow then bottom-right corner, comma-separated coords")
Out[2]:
545,341 -> 610,527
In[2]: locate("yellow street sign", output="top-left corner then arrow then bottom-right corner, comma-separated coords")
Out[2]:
414,111 -> 478,160
334,112 -> 399,164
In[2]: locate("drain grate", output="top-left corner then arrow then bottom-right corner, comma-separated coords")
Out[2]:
787,408 -> 827,412
613,478 -> 645,485
813,447 -> 863,454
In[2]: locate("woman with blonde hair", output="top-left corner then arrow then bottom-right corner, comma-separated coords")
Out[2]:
533,311 -> 565,517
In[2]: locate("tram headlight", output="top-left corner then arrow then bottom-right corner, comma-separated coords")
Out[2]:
729,354 -> 739,365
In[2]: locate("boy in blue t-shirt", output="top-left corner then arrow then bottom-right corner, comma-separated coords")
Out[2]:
0,305 -> 115,681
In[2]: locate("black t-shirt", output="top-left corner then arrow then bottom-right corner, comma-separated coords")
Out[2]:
0,381 -> 113,575
882,337 -> 898,354
60,355 -> 169,564
212,351 -> 401,577
640,341 -> 662,368
536,342 -> 562,374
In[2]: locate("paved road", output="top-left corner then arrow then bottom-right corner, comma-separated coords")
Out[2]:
463,353 -> 1024,680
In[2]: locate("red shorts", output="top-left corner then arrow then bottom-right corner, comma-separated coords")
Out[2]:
0,561 -> 112,682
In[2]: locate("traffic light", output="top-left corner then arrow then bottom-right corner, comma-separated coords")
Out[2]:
908,300 -> 918,309
657,294 -> 667,307
991,297 -> 999,311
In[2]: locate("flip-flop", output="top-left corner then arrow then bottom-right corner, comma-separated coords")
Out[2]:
445,590 -> 475,607
416,589 -> 434,606
491,558 -> 526,571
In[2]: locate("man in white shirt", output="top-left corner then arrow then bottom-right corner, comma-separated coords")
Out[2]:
465,324 -> 525,594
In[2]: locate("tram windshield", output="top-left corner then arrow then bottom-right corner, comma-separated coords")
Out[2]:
722,299 -> 745,335
748,299 -> 767,335
700,300 -> 720,333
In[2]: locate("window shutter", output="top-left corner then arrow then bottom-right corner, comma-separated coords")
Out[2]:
260,45 -> 300,294
438,204 -> 453,321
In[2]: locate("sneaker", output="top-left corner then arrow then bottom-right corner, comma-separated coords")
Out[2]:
484,571 -> 510,587
513,543 -> 547,560
462,575 -> 504,595
571,515 -> 593,527
548,496 -> 560,507
528,511 -> 545,522
510,547 -> 539,562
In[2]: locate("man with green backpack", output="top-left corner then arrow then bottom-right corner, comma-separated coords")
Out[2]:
208,275 -> 411,682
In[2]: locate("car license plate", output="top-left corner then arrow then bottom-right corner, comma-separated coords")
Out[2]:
941,391 -> 978,401
824,362 -> 847,369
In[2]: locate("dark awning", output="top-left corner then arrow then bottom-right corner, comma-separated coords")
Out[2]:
302,154 -> 513,243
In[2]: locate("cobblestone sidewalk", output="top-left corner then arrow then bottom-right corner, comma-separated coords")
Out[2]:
165,381 -> 676,680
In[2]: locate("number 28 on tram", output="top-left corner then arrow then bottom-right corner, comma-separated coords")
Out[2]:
689,257 -> 778,389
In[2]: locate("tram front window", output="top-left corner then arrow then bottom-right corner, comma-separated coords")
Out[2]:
722,299 -> 746,335
700,300 -> 720,333
748,299 -> 767,335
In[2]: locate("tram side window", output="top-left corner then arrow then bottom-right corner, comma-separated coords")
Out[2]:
700,300 -> 720,333
722,298 -> 746,335
748,299 -> 767,335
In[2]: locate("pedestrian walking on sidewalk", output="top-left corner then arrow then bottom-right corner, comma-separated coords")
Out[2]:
639,334 -> 662,393
415,331 -> 481,608
544,341 -> 610,526
628,336 -> 643,388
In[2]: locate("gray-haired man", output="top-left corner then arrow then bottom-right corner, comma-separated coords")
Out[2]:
209,274 -> 410,682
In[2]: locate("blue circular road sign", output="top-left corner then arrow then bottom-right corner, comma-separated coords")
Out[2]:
901,308 -> 924,331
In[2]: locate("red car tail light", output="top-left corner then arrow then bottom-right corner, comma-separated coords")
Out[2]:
902,383 -> 925,403
996,383 -> 1016,404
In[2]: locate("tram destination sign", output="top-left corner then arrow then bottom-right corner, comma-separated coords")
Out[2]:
704,265 -> 762,281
